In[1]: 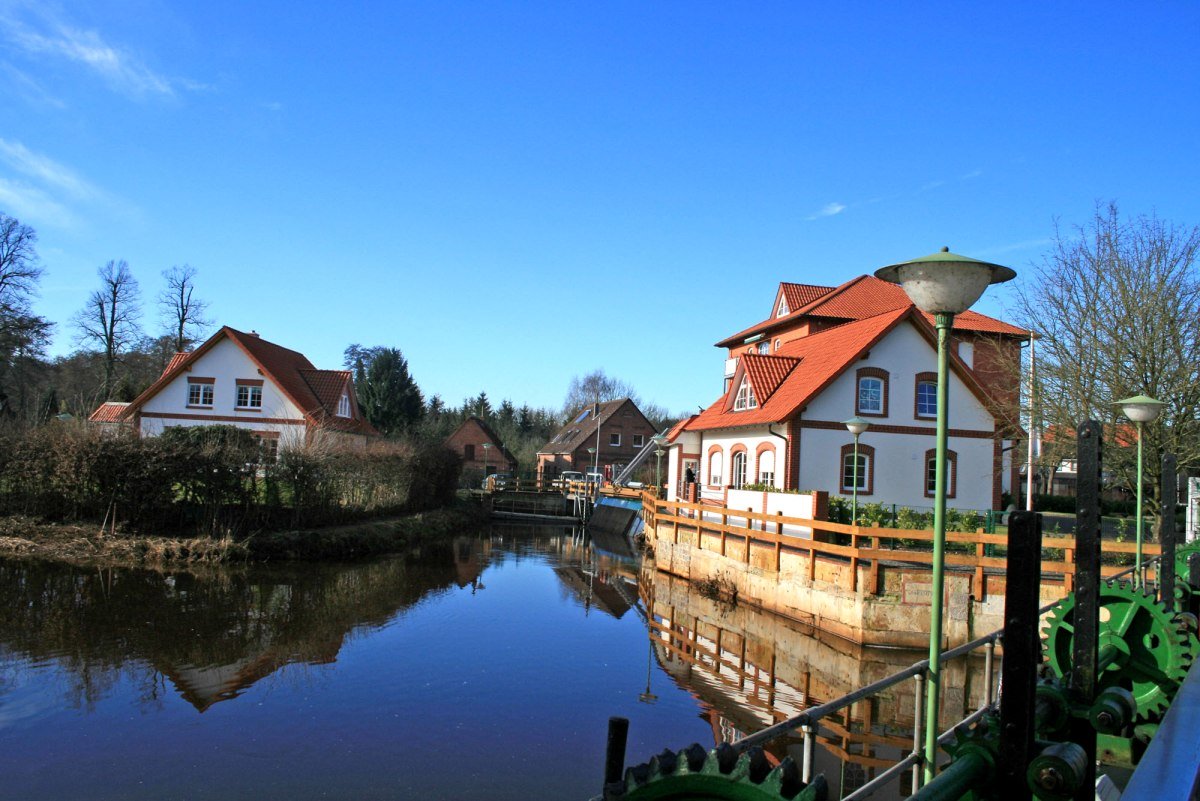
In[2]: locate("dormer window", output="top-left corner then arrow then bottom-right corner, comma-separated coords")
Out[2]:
733,376 -> 758,410
338,393 -> 351,418
776,298 -> 789,318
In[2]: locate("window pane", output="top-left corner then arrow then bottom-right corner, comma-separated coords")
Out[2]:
843,454 -> 867,490
858,378 -> 882,413
926,457 -> 937,493
917,382 -> 937,416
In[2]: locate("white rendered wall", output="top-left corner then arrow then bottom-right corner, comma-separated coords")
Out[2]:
797,322 -> 997,510
138,337 -> 307,447
695,428 -> 785,490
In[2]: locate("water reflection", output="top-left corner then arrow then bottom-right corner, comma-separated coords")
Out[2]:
639,568 -> 993,798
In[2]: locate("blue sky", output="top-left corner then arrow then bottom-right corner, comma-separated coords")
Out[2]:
2,1 -> 1198,415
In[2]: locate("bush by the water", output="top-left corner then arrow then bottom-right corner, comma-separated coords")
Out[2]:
0,422 -> 461,537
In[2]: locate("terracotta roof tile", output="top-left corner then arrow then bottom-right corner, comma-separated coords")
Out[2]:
781,282 -> 834,311
688,308 -> 912,431
88,401 -> 130,423
162,352 -> 189,378
741,354 -> 801,403
717,274 -> 1028,347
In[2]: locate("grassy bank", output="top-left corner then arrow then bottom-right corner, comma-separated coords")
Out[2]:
0,500 -> 489,569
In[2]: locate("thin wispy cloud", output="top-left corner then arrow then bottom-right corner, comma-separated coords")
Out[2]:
0,138 -> 99,201
0,6 -> 196,100
0,138 -> 126,230
805,202 -> 846,221
806,169 -> 987,222
0,62 -> 65,108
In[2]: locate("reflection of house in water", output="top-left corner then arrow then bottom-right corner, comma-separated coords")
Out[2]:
641,568 -> 991,797
553,566 -> 634,619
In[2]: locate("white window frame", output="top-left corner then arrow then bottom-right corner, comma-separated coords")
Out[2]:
609,432 -> 621,447
709,452 -> 723,486
632,434 -> 644,448
188,381 -> 214,407
776,298 -> 789,317
236,384 -> 263,409
857,377 -> 883,415
758,451 -> 775,486
916,381 -> 937,418
842,452 -> 870,492
733,376 -> 758,411
731,451 -> 747,488
337,393 -> 351,418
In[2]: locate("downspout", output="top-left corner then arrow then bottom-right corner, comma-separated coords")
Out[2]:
768,421 -> 789,489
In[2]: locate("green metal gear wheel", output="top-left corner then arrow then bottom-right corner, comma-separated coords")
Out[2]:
1043,580 -> 1197,720
1174,541 -> 1200,587
618,743 -> 827,801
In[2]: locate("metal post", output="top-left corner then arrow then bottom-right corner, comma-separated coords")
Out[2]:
801,723 -> 816,784
1161,453 -> 1178,606
1070,420 -> 1102,801
1026,331 -> 1036,512
1136,420 -> 1145,588
996,511 -> 1042,801
923,311 -> 954,783
983,640 -> 995,706
912,672 -> 926,792
852,432 -> 860,526
602,716 -> 629,799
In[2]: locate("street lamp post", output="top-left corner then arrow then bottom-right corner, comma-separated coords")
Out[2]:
482,442 -> 492,488
652,433 -> 669,499
1115,394 -> 1164,588
876,247 -> 1015,784
843,416 -> 871,525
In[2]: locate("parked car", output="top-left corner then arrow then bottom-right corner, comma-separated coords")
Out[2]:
554,471 -> 585,488
482,473 -> 512,491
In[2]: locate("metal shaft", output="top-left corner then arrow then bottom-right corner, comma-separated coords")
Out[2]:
1136,421 -> 1145,588
924,312 -> 953,782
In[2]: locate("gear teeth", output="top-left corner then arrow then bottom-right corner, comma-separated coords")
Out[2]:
649,748 -> 677,776
714,742 -> 739,774
682,743 -> 707,773
743,747 -> 771,783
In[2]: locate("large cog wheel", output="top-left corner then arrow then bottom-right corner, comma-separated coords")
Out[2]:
618,742 -> 827,800
1174,541 -> 1200,586
1042,579 -> 1197,720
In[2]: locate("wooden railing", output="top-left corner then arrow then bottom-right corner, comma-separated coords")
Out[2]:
643,495 -> 1159,597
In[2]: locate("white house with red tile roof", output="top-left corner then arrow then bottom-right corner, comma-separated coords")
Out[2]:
667,275 -> 1029,513
100,326 -> 378,454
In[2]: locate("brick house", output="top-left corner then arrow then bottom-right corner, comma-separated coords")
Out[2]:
537,398 -> 658,482
667,275 -> 1029,511
445,416 -> 518,479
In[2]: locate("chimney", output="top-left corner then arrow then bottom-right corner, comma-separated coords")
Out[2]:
248,330 -> 260,337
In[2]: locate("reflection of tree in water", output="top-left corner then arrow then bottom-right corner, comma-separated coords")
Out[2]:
0,537 -> 490,712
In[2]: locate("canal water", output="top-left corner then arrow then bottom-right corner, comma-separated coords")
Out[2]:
0,525 -> 956,800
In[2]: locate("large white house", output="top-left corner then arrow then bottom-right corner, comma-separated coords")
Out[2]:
667,275 -> 1028,512
90,326 -> 378,454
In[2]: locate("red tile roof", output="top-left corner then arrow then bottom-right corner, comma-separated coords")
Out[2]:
717,274 -> 1028,348
122,327 -> 378,437
690,308 -> 912,431
781,282 -> 834,311
741,354 -> 801,403
88,401 -> 130,423
162,352 -> 189,378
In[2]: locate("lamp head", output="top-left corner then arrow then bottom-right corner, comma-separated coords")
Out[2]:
875,247 -> 1016,315
1114,394 -> 1164,424
843,416 -> 871,437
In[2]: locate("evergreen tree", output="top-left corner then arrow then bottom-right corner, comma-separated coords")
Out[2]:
344,345 -> 424,436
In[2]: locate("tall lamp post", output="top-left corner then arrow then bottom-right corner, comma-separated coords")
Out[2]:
652,433 -> 669,498
482,442 -> 492,488
843,416 -> 871,525
876,247 -> 1015,784
1115,394 -> 1164,588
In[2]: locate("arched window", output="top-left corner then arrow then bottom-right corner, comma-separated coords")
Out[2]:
915,372 -> 937,419
839,443 -> 876,495
855,368 -> 889,417
731,451 -> 748,488
924,449 -> 958,498
733,376 -> 758,410
757,450 -> 775,486
708,450 -> 723,486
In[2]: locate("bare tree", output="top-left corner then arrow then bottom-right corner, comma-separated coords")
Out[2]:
73,260 -> 143,400
561,369 -> 637,418
0,213 -> 53,423
158,264 -> 211,352
1011,203 -> 1200,519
